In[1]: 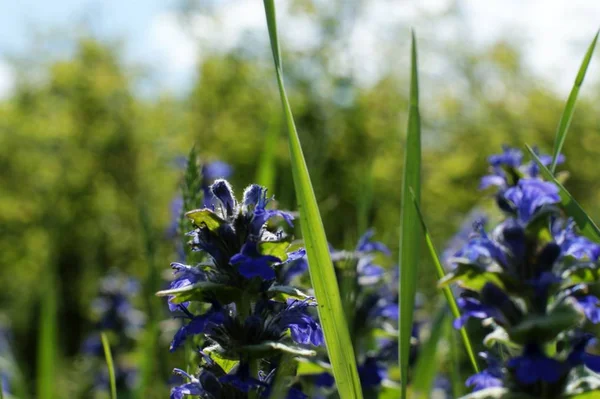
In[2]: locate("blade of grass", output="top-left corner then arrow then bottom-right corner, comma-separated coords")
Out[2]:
37,268 -> 57,399
262,1 -> 363,397
411,304 -> 449,399
527,145 -> 600,242
550,30 -> 599,173
410,189 -> 480,373
101,332 -> 118,399
398,31 -> 422,399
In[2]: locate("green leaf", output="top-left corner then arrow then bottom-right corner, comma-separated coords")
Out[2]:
527,145 -> 600,242
411,192 -> 480,374
483,325 -> 520,349
101,332 -> 118,399
508,300 -> 584,344
550,31 -> 599,173
411,305 -> 449,398
398,31 -> 422,399
262,1 -> 363,398
438,263 -> 504,290
267,285 -> 311,300
185,208 -> 226,231
258,239 -> 290,261
156,281 -> 241,304
209,352 -> 238,374
242,341 -> 317,357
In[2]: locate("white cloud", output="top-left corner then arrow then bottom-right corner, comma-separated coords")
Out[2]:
462,0 -> 600,94
141,0 -> 600,95
0,61 -> 15,99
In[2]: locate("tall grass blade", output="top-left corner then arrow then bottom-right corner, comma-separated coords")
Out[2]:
101,332 -> 118,399
412,304 -> 449,398
268,354 -> 297,399
262,1 -> 363,397
527,145 -> 600,242
398,31 -> 422,399
410,189 -> 480,373
550,30 -> 599,173
37,269 -> 57,399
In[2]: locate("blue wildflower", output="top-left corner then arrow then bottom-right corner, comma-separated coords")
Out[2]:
358,357 -> 386,389
466,353 -> 504,391
502,178 -> 560,223
162,179 -> 321,397
231,242 -> 280,280
507,345 -> 565,385
575,295 -> 600,324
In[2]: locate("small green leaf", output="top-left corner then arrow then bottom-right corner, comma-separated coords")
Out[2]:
262,1 -> 363,397
267,285 -> 311,299
209,352 -> 239,374
156,281 -> 241,304
438,263 -> 506,292
550,30 -> 599,173
258,239 -> 290,261
242,341 -> 317,357
527,145 -> 600,242
185,209 -> 226,231
398,31 -> 422,399
101,332 -> 118,399
483,325 -> 520,349
508,300 -> 584,344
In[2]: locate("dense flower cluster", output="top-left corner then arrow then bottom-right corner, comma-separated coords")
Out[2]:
81,271 -> 145,393
168,160 -> 233,261
443,146 -> 600,398
292,230 -> 405,397
159,179 -> 321,399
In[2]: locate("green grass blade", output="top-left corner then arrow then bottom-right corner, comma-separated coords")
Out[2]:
411,304 -> 449,398
101,332 -> 118,399
550,30 -> 599,173
268,354 -> 297,399
256,113 -> 280,191
398,31 -> 422,399
410,190 -> 479,373
527,145 -> 600,242
262,1 -> 363,398
37,270 -> 57,399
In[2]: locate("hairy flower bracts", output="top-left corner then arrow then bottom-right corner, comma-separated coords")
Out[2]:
158,180 -> 320,399
442,146 -> 600,398
81,271 -> 145,394
168,155 -> 233,261
293,230 -> 405,397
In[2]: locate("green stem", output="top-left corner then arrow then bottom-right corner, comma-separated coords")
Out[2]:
248,358 -> 260,399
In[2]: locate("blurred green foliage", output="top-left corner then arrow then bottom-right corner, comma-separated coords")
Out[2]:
1,16 -> 600,397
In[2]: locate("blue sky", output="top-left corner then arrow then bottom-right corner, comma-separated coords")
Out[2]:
0,0 -> 599,99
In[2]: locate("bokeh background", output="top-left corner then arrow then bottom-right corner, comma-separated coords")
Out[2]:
1,0 -> 600,397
